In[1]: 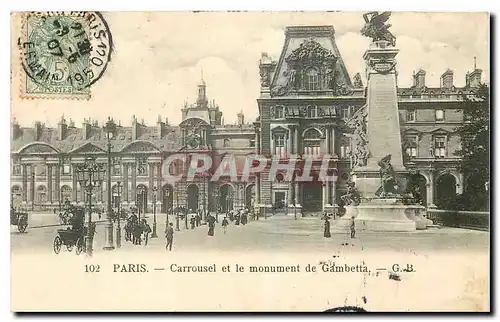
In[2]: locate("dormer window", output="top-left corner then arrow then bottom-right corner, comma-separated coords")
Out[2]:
274,106 -> 284,119
306,68 -> 319,91
307,105 -> 318,118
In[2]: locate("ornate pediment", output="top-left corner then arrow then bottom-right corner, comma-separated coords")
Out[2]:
69,142 -> 105,154
270,36 -> 354,97
19,142 -> 59,154
430,128 -> 450,135
179,117 -> 209,129
121,141 -> 160,153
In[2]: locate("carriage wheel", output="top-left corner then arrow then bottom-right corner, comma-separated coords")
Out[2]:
75,238 -> 84,255
53,236 -> 62,254
18,223 -> 27,233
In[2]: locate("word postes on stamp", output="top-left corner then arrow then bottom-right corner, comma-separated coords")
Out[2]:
17,11 -> 113,99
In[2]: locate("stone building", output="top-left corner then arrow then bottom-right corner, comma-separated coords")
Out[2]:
254,26 -> 483,216
10,78 -> 256,214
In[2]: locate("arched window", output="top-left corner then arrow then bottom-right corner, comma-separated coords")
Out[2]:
306,69 -> 319,91
303,128 -> 322,156
307,105 -> 318,118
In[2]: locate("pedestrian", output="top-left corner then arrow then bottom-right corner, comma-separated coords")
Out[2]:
222,216 -> 229,234
133,222 -> 142,245
207,215 -> 215,236
165,223 -> 174,251
235,212 -> 240,226
142,219 -> 152,246
195,213 -> 201,227
350,216 -> 356,239
323,213 -> 331,238
190,216 -> 196,229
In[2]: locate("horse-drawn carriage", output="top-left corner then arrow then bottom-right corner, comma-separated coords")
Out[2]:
10,207 -> 28,233
53,206 -> 94,255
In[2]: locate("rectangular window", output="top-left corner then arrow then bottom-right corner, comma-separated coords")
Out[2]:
340,145 -> 351,158
113,163 -> 121,176
303,141 -> 320,156
435,109 -> 445,121
434,136 -> 446,158
62,164 -> 71,175
274,135 -> 286,158
406,109 -> 416,122
341,107 -> 350,119
275,107 -> 284,119
249,140 -> 255,147
405,136 -> 418,157
12,164 -> 21,176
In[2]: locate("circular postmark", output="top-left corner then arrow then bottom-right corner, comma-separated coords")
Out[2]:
19,11 -> 113,94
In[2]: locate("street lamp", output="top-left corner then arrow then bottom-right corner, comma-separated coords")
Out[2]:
75,158 -> 105,256
31,172 -> 35,211
151,186 -> 158,238
103,116 -> 117,251
165,188 -> 170,227
116,181 -> 123,248
227,191 -> 234,214
175,189 -> 180,231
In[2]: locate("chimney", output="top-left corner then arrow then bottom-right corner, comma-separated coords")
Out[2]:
58,116 -> 67,140
132,115 -> 139,140
413,69 -> 426,88
82,118 -> 91,140
467,69 -> 482,88
12,118 -> 22,140
157,115 -> 165,138
34,121 -> 43,141
237,110 -> 244,126
440,69 -> 454,88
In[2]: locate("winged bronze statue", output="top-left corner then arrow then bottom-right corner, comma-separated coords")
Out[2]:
361,11 -> 396,46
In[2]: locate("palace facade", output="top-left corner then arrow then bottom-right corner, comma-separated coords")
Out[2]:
11,25 -> 484,216
254,26 -> 483,215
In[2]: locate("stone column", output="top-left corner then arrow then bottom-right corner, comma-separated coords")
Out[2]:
288,182 -> 293,205
131,163 -> 137,204
122,163 -> 129,202
148,162 -> 155,203
294,127 -> 298,154
55,164 -> 60,204
427,172 -> 436,208
156,162 -> 162,201
22,164 -> 28,202
72,166 -> 78,202
322,183 -> 327,212
80,178 -> 85,202
47,164 -> 53,203
294,182 -> 300,206
30,165 -> 35,203
325,126 -> 330,155
332,127 -> 335,155
331,180 -> 337,207
325,180 -> 330,205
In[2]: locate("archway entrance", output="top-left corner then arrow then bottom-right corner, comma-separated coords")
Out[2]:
436,174 -> 457,209
187,184 -> 199,213
245,184 -> 255,209
136,184 -> 148,214
302,181 -> 322,213
161,184 -> 174,213
219,184 -> 234,213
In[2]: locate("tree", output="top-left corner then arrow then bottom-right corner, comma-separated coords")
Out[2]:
454,83 -> 490,210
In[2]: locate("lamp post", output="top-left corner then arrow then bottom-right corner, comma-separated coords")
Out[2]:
103,117 -> 117,251
227,191 -> 234,214
165,188 -> 170,227
75,158 -> 105,256
116,181 -> 123,248
151,186 -> 158,238
31,172 -> 35,211
175,188 -> 180,231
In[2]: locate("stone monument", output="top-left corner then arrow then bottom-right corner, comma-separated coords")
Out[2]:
351,12 -> 419,232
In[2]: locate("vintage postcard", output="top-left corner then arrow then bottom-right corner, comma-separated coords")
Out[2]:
10,11 -> 490,312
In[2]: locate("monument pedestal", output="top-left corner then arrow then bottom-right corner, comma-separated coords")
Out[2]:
355,198 -> 416,232
331,205 -> 357,232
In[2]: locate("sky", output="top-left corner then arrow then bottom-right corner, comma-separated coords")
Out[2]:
11,11 -> 489,128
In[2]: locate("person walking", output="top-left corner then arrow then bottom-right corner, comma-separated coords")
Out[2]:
165,223 -> 174,251
323,213 -> 331,238
142,219 -> 152,246
207,214 -> 215,236
222,216 -> 229,234
350,216 -> 356,239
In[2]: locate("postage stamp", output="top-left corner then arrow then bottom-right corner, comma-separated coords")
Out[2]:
16,11 -> 113,99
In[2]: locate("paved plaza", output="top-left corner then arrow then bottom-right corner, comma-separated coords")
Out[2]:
11,212 -> 489,255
